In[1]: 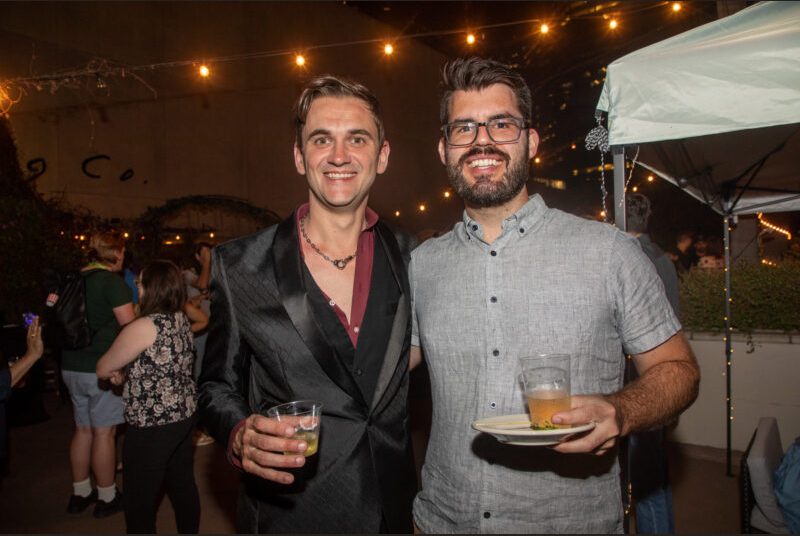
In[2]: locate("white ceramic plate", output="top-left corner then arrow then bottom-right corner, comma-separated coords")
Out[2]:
472,413 -> 596,446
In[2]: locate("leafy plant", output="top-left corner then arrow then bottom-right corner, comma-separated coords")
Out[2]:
679,261 -> 800,332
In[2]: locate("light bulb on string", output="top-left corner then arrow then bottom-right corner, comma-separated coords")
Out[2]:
647,175 -> 654,182
672,2 -> 682,12
443,191 -> 451,199
466,33 -> 476,45
418,204 -> 426,212
383,43 -> 394,56
295,54 -> 306,67
609,19 -> 619,30
198,64 -> 210,78
394,210 -> 401,217
540,23 -> 550,34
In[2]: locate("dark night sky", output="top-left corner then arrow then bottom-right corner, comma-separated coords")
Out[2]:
347,1 -> 800,247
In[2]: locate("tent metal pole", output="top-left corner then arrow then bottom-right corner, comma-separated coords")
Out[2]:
613,146 -> 626,230
723,212 -> 733,476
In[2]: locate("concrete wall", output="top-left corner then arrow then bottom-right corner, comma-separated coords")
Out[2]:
1,2 -> 455,235
671,331 -> 800,452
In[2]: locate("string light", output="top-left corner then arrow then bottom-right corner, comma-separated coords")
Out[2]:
443,191 -> 451,198
0,5 -> 691,113
123,232 -> 129,238
631,185 -> 638,192
175,235 -> 181,241
647,175 -> 654,182
672,2 -> 682,12
761,259 -> 777,267
757,213 -> 792,240
383,43 -> 394,56
394,210 -> 400,217
209,232 -> 215,238
534,156 -> 541,164
418,204 -> 426,212
600,210 -> 607,218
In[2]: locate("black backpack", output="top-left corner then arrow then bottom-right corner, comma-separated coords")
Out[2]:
44,269 -> 100,350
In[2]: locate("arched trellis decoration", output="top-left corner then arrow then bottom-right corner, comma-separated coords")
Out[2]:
130,195 -> 281,260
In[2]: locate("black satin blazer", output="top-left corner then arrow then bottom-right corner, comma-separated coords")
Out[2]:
198,213 -> 417,533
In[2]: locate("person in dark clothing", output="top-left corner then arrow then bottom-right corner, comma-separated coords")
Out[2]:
1,317 -> 44,482
198,75 -> 417,533
626,193 -> 681,534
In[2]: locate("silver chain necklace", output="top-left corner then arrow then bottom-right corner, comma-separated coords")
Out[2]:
300,214 -> 357,270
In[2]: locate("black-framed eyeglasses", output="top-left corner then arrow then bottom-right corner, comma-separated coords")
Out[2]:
441,117 -> 528,147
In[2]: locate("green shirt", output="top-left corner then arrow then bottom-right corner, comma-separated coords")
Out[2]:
61,269 -> 132,373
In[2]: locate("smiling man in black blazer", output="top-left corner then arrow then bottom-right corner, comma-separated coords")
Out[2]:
198,75 -> 417,533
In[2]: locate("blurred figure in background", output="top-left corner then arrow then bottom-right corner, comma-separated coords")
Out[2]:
626,193 -> 680,534
181,243 -> 213,446
97,260 -> 203,533
673,231 -> 698,273
61,231 -> 135,518
1,317 -> 44,484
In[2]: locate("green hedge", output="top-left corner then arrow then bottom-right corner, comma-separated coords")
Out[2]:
679,261 -> 800,333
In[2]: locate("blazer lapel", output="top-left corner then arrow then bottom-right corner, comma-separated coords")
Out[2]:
272,214 -> 365,405
370,223 -> 410,411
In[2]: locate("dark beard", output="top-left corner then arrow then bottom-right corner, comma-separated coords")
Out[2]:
446,143 -> 529,208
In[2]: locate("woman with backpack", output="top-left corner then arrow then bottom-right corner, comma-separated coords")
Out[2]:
96,260 -> 204,533
61,231 -> 135,518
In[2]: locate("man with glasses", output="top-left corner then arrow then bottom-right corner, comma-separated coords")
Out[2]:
408,57 -> 700,533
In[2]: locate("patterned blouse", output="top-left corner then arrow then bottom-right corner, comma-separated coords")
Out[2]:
123,312 -> 197,427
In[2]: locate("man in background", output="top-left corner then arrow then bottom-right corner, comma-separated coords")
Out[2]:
626,192 -> 680,533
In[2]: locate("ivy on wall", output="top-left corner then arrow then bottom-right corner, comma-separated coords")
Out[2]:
680,261 -> 800,333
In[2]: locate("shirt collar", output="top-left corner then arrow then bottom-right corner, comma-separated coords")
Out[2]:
462,194 -> 548,241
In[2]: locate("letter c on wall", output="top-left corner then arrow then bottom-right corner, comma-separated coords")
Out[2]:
82,154 -> 111,179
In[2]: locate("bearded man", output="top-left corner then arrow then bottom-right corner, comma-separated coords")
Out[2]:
407,57 -> 699,534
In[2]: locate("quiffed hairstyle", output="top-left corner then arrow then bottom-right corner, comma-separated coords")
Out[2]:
293,75 -> 385,149
87,231 -> 125,266
440,57 -> 533,126
625,193 -> 652,234
138,260 -> 187,317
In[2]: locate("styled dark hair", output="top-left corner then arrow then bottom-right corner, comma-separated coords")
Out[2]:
87,231 -> 125,266
439,57 -> 533,125
138,260 -> 187,316
625,193 -> 652,234
294,75 -> 385,149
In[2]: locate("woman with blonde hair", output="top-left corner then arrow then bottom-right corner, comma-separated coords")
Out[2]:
62,231 -> 135,518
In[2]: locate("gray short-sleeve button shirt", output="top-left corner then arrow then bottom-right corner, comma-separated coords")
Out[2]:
410,195 -> 680,534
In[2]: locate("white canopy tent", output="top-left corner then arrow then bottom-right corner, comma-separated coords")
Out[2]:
595,1 -> 800,473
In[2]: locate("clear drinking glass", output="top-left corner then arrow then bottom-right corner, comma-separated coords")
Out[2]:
519,354 -> 571,429
265,400 -> 323,456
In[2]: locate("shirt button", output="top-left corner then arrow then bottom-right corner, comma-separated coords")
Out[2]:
472,224 -> 478,231
519,227 -> 525,233
329,299 -> 336,307
492,349 -> 499,357
490,296 -> 497,303
483,511 -> 491,519
489,402 -> 496,409
353,326 -> 360,333
355,368 -> 363,376
490,250 -> 497,257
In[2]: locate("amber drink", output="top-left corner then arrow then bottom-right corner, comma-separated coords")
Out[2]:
266,400 -> 322,457
519,354 -> 571,430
